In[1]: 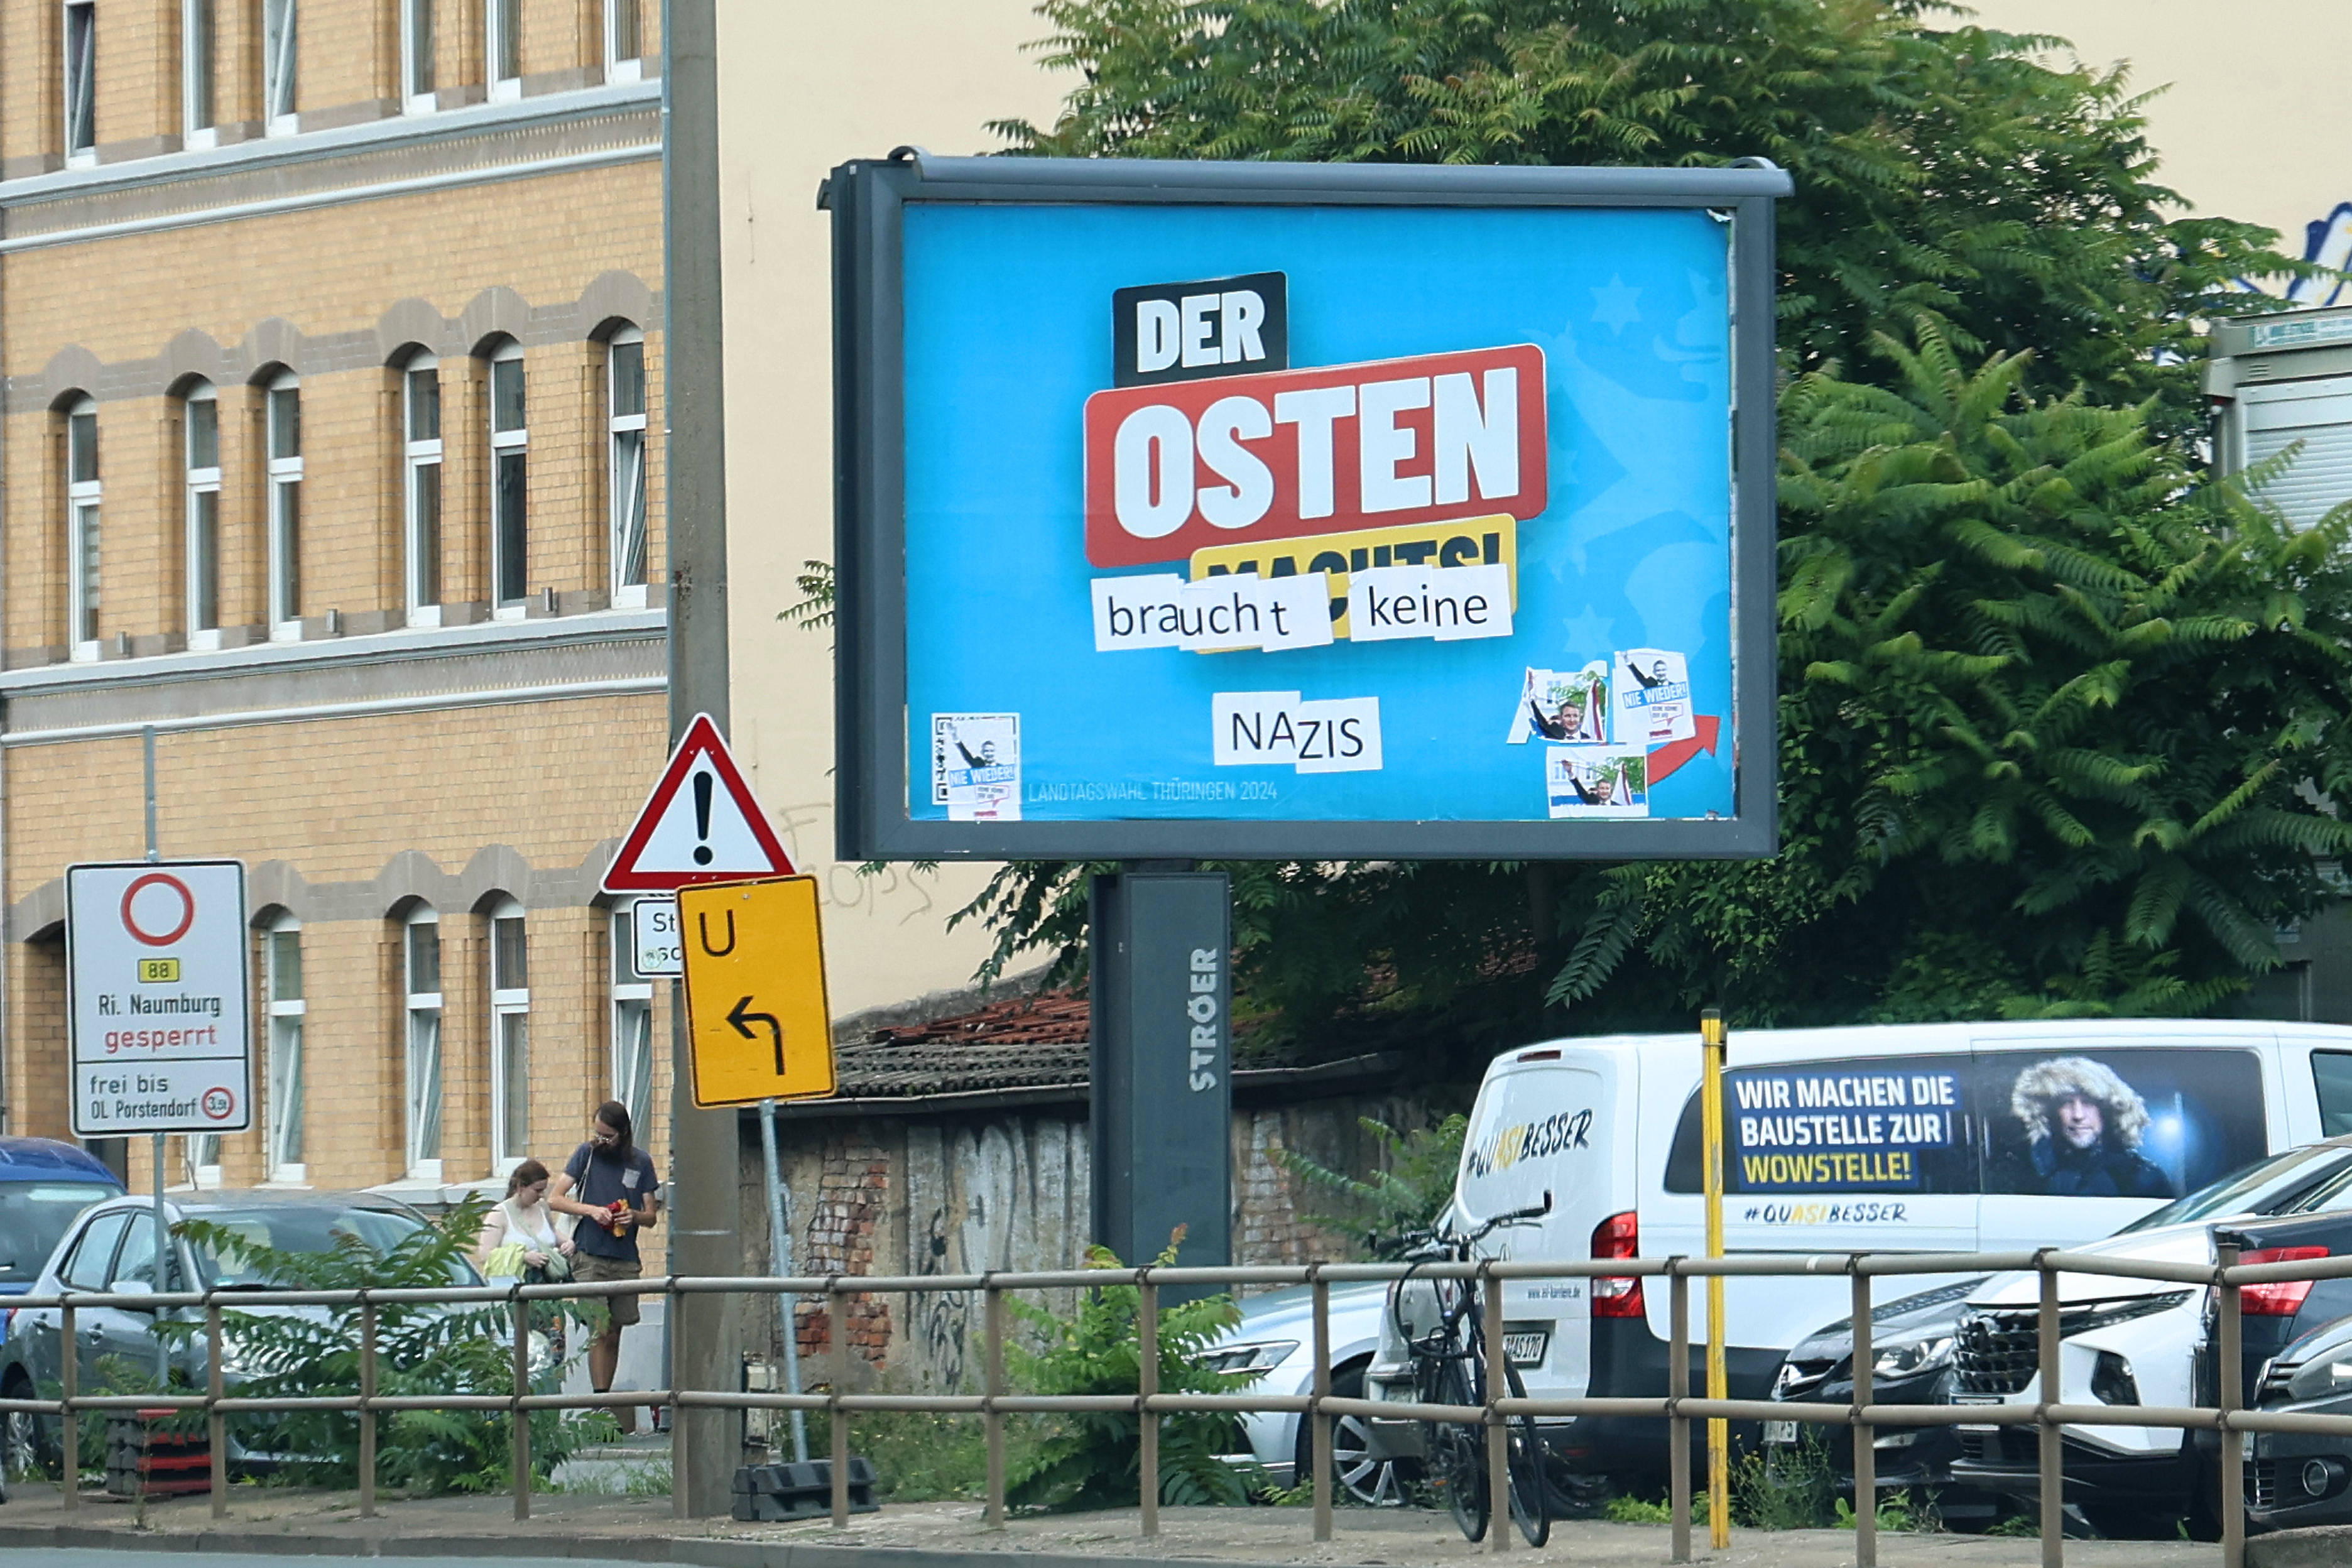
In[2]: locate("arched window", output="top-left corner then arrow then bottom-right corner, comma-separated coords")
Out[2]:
604,0 -> 641,83
487,341 -> 528,612
401,0 -> 434,112
610,902 -> 656,1129
401,352 -> 442,626
266,371 -> 303,636
183,381 -> 220,644
486,0 -> 520,102
264,912 -> 306,1183
487,898 -> 530,1170
607,327 -> 648,604
403,905 -> 443,1179
262,0 -> 297,134
65,395 -> 101,655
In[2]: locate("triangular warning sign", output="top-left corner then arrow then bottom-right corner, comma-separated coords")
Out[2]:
604,714 -> 795,893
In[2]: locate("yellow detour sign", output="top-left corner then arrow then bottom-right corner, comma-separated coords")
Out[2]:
677,875 -> 837,1106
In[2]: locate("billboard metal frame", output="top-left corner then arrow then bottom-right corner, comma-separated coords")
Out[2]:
831,153 -> 1791,862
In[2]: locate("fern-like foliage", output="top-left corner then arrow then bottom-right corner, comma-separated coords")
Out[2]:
1003,1233 -> 1257,1511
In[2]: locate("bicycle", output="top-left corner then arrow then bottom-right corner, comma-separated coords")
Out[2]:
1390,1199 -> 1552,1545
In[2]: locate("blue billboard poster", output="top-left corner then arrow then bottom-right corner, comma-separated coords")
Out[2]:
831,157 -> 1788,861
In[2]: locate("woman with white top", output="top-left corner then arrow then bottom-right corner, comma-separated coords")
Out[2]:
481,1157 -> 577,1273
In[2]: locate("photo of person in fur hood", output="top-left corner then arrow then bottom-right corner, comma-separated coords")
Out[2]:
2006,1057 -> 2172,1199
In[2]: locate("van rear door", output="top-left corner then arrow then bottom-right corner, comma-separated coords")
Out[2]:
1457,1052 -> 1617,1407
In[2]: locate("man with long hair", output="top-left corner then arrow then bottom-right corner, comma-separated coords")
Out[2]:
551,1099 -> 660,1432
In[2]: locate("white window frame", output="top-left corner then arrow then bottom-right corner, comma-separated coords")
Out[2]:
266,371 -> 303,639
403,355 -> 443,627
261,0 -> 297,134
608,327 -> 648,607
184,1133 -> 221,1188
66,396 -> 101,659
400,0 -> 434,114
488,899 -> 530,1173
488,342 -> 528,617
611,904 -> 655,1131
403,906 -> 444,1181
264,913 -> 306,1185
183,381 -> 221,647
64,1 -> 97,166
183,0 -> 216,146
486,0 -> 520,102
604,0 -> 641,84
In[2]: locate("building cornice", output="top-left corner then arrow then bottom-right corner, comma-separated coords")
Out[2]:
0,82 -> 662,253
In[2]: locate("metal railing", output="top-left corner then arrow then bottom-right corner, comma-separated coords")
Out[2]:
8,1246 -> 2352,1568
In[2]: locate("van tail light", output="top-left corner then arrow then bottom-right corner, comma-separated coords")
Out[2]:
1592,1211 -> 1645,1319
2241,1246 -> 2329,1317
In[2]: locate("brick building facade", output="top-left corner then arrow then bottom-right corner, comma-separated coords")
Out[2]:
0,0 -> 678,1197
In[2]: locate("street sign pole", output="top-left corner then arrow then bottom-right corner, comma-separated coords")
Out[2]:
143,726 -> 166,1381
665,0 -> 741,1515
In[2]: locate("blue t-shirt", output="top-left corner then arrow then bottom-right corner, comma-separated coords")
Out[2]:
565,1141 -> 658,1263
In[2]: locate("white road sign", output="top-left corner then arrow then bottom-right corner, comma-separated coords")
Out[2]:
633,896 -> 682,977
68,861 -> 252,1137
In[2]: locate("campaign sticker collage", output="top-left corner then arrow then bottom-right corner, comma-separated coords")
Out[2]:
933,714 -> 1021,821
1509,649 -> 1694,820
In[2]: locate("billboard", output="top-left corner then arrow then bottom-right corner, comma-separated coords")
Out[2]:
832,156 -> 1788,859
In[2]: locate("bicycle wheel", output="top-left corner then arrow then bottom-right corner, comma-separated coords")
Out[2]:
1425,1357 -> 1488,1542
1502,1361 -> 1550,1547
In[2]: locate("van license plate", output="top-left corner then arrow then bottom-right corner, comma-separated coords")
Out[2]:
1763,1420 -> 1798,1446
1503,1331 -> 1549,1366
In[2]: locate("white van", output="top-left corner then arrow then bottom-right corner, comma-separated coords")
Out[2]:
1368,1019 -> 2352,1486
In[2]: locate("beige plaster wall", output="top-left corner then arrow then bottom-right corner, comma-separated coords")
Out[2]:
712,2 -> 1070,1016
1967,1 -> 2352,254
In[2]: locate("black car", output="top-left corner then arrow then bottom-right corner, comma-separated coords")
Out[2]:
1768,1278 -> 2001,1520
2247,1310 -> 2352,1528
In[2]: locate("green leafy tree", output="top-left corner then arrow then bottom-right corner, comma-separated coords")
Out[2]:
1274,1115 -> 1470,1260
1005,1234 -> 1258,1511
937,0 -> 2342,1043
158,1196 -> 612,1494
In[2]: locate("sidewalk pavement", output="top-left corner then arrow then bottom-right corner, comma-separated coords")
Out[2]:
0,1483 -> 2333,1568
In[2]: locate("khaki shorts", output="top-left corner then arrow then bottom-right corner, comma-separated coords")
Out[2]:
574,1252 -> 643,1326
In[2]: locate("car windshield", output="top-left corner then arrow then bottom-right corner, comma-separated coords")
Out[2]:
188,1206 -> 482,1287
0,1181 -> 117,1283
2116,1145 -> 2352,1234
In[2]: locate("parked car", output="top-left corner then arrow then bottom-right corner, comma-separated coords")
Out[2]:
0,1190 -> 487,1476
2247,1310 -> 2352,1528
1209,1280 -> 1409,1503
0,1138 -> 123,1346
1767,1138 -> 2352,1524
1364,1020 -> 2352,1491
1947,1136 -> 2352,1536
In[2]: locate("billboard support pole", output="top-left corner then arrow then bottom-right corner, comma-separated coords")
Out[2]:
662,0 -> 740,1518
1700,1006 -> 1728,1550
1088,869 -> 1233,1297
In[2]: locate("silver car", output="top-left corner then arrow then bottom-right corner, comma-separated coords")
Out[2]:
1209,1280 -> 1411,1504
1,1190 -> 491,1476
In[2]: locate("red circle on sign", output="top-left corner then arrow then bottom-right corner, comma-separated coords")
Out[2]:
121,873 -> 197,947
200,1087 -> 237,1122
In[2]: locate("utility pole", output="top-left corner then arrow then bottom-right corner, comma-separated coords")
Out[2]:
662,0 -> 740,1518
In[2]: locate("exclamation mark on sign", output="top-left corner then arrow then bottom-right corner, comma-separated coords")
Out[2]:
692,771 -> 715,866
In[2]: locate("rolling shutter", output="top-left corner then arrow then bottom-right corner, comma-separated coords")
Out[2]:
2244,376 -> 2352,529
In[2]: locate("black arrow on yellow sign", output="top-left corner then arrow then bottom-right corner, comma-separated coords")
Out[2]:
728,994 -> 784,1073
